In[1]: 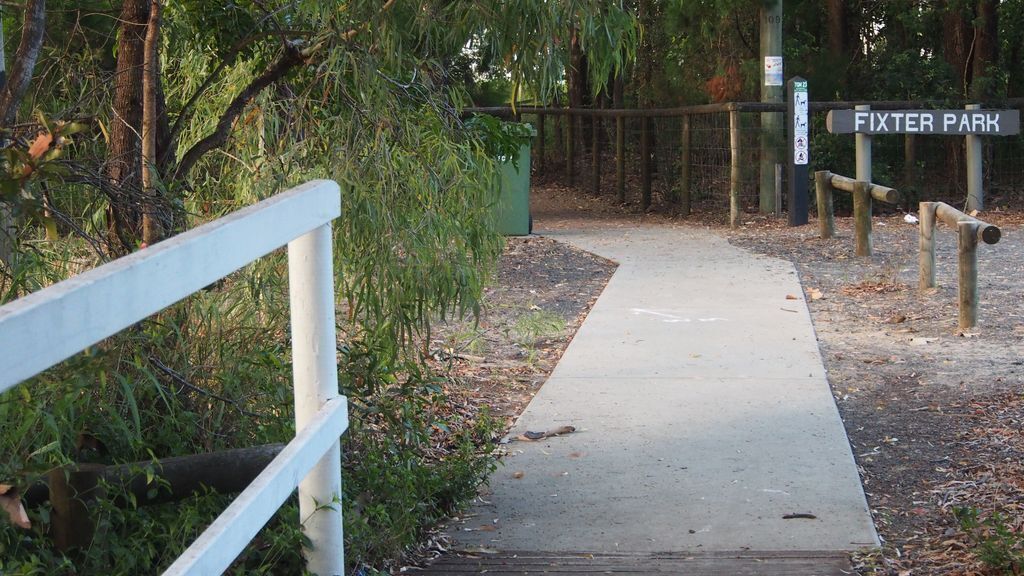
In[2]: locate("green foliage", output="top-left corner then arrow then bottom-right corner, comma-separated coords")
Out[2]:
466,115 -> 536,168
955,506 -> 1024,574
512,309 -> 567,346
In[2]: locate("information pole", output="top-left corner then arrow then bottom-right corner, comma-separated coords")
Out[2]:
787,76 -> 809,226
759,0 -> 783,214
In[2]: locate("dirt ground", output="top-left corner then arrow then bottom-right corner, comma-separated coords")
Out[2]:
431,180 -> 1024,575
725,210 -> 1024,575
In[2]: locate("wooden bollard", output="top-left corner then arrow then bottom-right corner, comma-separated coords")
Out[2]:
49,464 -> 105,552
959,220 -> 980,330
852,180 -> 873,257
918,201 -> 1000,330
814,170 -> 835,239
814,171 -> 898,251
919,201 -> 937,289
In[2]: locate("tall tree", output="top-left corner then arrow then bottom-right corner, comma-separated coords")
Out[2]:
0,0 -> 47,267
972,0 -> 999,97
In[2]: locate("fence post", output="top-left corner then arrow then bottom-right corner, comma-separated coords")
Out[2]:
965,103 -> 984,212
537,112 -> 546,173
814,171 -> 834,239
853,180 -> 872,257
958,220 -> 980,330
616,113 -> 625,203
919,201 -> 937,290
591,114 -> 601,196
903,133 -> 916,203
729,109 -> 741,228
49,464 -> 105,552
565,112 -> 575,186
288,223 -> 344,575
855,104 -> 872,184
680,114 -> 691,215
774,163 -> 783,217
641,115 -> 652,209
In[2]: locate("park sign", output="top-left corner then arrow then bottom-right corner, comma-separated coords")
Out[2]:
826,109 -> 1020,136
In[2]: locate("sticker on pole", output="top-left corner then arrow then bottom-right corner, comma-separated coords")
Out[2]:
765,57 -> 783,87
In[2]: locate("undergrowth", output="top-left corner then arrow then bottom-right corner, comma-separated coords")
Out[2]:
0,96 -> 507,575
955,507 -> 1024,575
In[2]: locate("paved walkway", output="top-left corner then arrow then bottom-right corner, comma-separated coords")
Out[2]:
448,223 -> 878,554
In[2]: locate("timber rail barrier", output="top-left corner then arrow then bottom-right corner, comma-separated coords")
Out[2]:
813,170 -> 900,256
466,99 -> 1024,225
918,201 -> 1002,330
0,180 -> 347,575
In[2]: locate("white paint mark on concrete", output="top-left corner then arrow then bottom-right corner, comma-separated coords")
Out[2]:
631,309 -> 730,324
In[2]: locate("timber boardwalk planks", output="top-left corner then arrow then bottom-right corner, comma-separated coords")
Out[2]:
418,550 -> 853,575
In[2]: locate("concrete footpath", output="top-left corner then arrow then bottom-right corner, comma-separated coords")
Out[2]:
449,223 -> 879,553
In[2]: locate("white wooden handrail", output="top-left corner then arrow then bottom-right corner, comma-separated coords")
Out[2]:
0,179 -> 347,575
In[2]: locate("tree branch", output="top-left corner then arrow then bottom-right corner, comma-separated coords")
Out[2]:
170,0 -> 400,184
0,0 -> 46,127
165,30 -> 311,157
171,44 -> 305,183
147,355 -> 259,418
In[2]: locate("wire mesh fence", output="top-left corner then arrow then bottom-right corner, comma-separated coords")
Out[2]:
492,101 -> 1024,223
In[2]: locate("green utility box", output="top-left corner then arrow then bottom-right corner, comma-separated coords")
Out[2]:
495,141 -> 532,236
467,115 -> 535,236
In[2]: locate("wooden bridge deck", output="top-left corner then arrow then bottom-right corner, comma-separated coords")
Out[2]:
415,550 -> 854,575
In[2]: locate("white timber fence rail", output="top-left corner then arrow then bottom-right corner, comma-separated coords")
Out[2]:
918,201 -> 1002,331
0,180 -> 348,576
813,170 -> 901,257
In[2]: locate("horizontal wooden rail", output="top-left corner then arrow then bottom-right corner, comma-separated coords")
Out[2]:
933,202 -> 1001,245
0,180 -> 347,574
814,171 -> 900,256
919,201 -> 1002,330
826,172 -> 900,204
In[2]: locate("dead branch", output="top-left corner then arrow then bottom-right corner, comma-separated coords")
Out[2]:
147,355 -> 259,418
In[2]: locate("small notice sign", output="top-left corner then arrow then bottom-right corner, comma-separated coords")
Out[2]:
792,81 -> 808,165
788,77 -> 810,226
826,109 -> 1020,135
764,56 -> 783,87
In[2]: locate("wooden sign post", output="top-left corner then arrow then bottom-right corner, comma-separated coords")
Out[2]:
826,107 -> 1020,212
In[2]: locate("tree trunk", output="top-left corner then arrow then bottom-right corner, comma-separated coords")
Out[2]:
826,0 -> 846,60
567,28 -> 588,109
0,0 -> 47,269
141,0 -> 162,246
106,0 -> 150,252
942,2 -> 971,193
106,0 -> 174,252
942,3 -> 972,97
971,0 -> 998,98
0,0 -> 46,126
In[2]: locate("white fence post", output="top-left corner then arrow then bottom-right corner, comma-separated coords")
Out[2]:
288,223 -> 344,575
